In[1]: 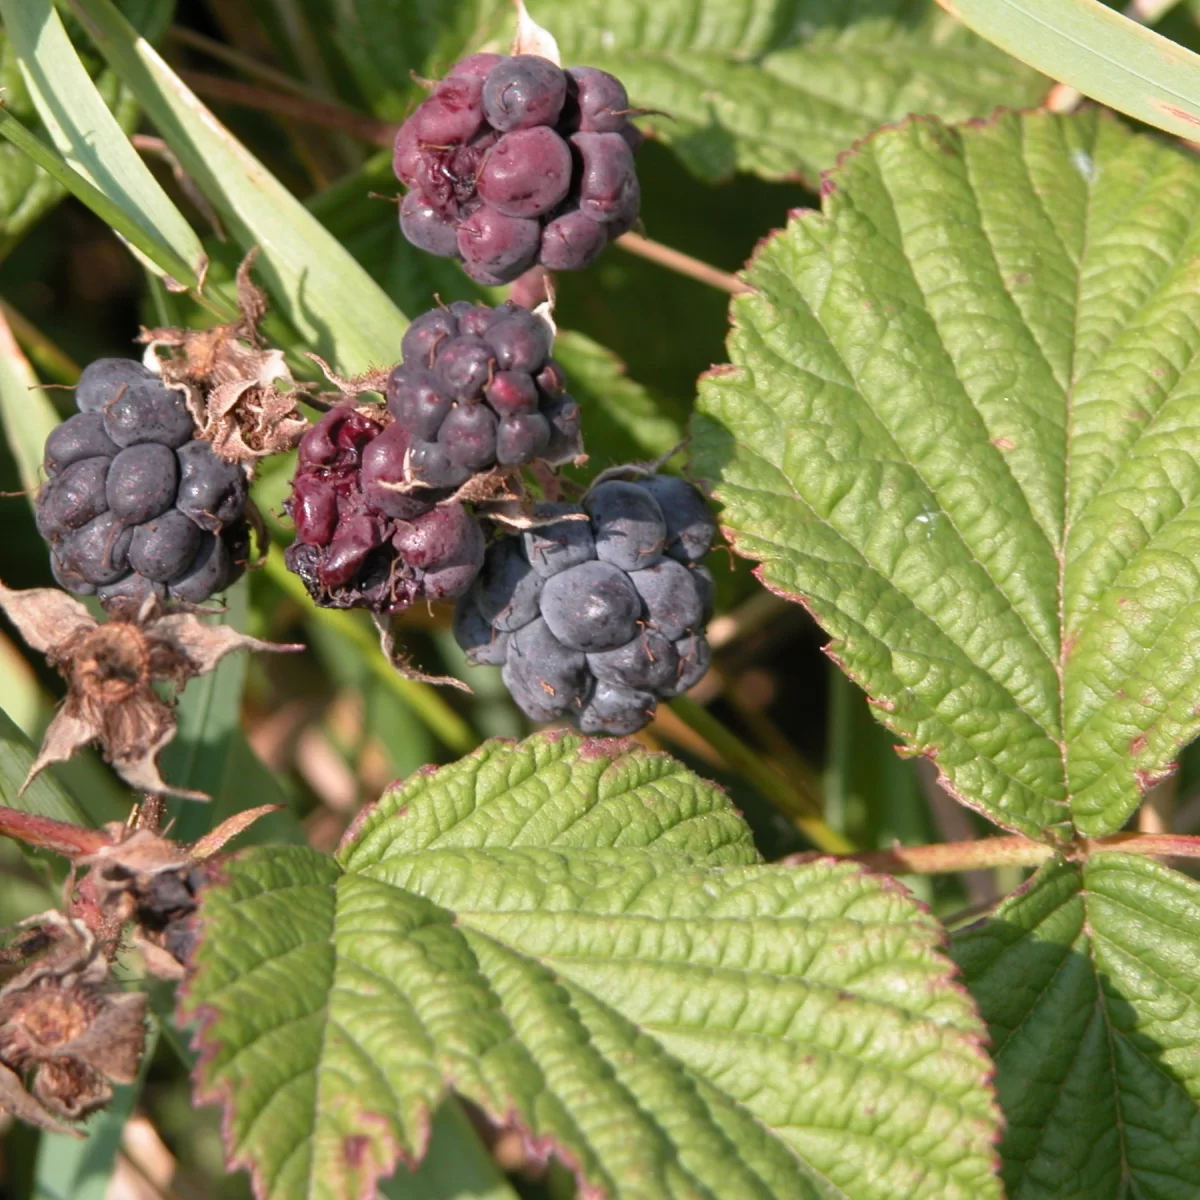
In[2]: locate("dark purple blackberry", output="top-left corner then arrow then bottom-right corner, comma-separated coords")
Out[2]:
453,475 -> 718,734
386,300 -> 581,476
36,359 -> 252,608
393,55 -> 641,282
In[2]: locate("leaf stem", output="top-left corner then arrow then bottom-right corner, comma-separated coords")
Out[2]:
263,548 -> 477,755
826,831 -> 1200,874
614,232 -> 754,296
666,695 -> 855,855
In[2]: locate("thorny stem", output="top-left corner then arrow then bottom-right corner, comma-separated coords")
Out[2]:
666,694 -> 855,855
832,831 -> 1200,875
178,71 -> 397,147
614,232 -> 754,296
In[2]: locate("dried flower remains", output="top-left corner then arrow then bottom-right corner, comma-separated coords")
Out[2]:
0,582 -> 300,798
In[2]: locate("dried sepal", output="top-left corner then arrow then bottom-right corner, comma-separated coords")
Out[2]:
372,613 -> 472,693
583,441 -> 688,496
138,250 -> 306,464
0,583 -> 301,798
304,351 -> 391,402
0,913 -> 147,1131
0,585 -> 94,655
0,803 -> 281,982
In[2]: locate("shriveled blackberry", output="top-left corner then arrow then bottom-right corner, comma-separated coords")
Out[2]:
283,405 -> 485,613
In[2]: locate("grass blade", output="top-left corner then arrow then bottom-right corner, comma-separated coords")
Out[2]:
941,0 -> 1200,138
0,0 -> 207,285
0,105 -> 207,292
0,301 -> 58,499
66,0 -> 409,373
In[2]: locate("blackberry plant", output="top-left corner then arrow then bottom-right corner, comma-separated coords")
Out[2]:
2,3 -> 1200,1200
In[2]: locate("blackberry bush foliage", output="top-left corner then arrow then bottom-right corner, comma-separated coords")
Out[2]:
6,4 -> 1200,1200
454,475 -> 715,733
394,54 -> 641,281
36,358 -> 250,607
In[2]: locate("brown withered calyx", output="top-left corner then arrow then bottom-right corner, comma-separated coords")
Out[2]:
139,250 -> 308,464
0,914 -> 146,1134
0,582 -> 301,798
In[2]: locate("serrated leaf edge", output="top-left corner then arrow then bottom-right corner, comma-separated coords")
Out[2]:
180,842 -> 1006,1198
692,105 -> 1176,848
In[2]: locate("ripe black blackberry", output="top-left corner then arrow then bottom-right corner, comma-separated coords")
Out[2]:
36,359 -> 250,608
453,475 -> 717,735
394,54 -> 642,283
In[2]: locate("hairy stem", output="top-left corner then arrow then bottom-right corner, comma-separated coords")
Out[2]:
614,233 -> 754,296
832,831 -> 1200,874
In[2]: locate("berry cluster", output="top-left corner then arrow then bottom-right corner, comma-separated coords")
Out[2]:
390,300 -> 580,485
284,300 -> 580,613
394,53 -> 642,283
36,359 -> 249,608
453,476 -> 716,734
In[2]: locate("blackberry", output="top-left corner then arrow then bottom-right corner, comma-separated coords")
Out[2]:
453,476 -> 718,735
36,358 -> 251,607
283,405 -> 486,612
388,300 -> 581,481
394,55 -> 642,282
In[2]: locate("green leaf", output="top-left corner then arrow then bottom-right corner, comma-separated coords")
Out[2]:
182,733 -> 1000,1200
0,32 -> 66,251
0,104 -> 202,291
952,852 -> 1200,1198
947,0 -> 1200,144
67,0 -> 409,373
694,109 -> 1200,839
532,0 -> 1046,182
1,0 -> 206,283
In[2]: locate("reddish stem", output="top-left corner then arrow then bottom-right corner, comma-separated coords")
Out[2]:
824,831 -> 1200,875
178,71 -> 397,147
0,806 -> 111,859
